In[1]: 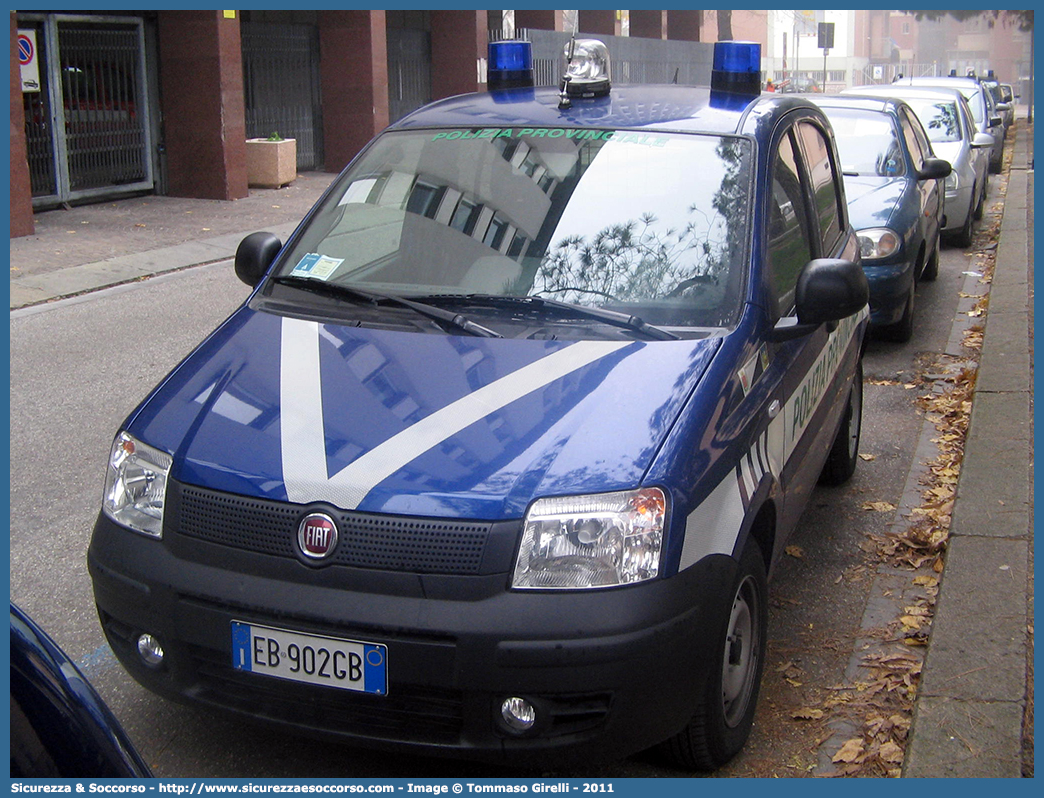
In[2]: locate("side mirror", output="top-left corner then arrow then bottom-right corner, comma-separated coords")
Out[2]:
972,132 -> 995,149
996,102 -> 1011,113
990,115 -> 1003,128
917,157 -> 952,181
235,232 -> 283,287
770,258 -> 868,341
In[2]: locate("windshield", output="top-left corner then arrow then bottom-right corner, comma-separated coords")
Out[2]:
900,98 -> 962,143
825,109 -> 906,176
270,128 -> 752,332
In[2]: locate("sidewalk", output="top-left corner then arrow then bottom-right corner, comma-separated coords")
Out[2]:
903,119 -> 1034,777
9,170 -> 338,309
7,124 -> 1034,778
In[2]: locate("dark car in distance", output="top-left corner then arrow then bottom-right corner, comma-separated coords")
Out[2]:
805,95 -> 950,341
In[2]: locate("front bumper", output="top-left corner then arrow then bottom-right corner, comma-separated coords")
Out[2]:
943,185 -> 974,234
863,259 -> 915,327
88,509 -> 736,764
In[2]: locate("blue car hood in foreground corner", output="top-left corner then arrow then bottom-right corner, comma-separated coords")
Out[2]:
128,309 -> 722,520
841,175 -> 905,229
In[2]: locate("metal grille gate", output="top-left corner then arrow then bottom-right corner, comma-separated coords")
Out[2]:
387,28 -> 431,124
241,21 -> 324,170
20,14 -> 153,206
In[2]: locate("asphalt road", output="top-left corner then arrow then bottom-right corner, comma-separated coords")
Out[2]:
8,219 -> 982,777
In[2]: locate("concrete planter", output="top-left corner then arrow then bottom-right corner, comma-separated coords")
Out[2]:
245,138 -> 297,188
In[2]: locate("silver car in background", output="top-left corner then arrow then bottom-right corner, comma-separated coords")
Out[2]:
889,76 -> 1008,173
844,85 -> 993,248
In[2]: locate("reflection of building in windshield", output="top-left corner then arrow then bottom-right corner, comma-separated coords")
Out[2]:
372,130 -> 574,268
298,128 -> 748,326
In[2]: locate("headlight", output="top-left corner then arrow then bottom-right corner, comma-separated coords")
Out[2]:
102,431 -> 172,538
945,171 -> 959,191
512,488 -> 666,589
857,228 -> 901,261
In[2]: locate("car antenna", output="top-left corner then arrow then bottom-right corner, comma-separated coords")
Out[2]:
559,32 -> 576,109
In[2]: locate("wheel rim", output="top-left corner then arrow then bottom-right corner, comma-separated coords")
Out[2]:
721,575 -> 761,727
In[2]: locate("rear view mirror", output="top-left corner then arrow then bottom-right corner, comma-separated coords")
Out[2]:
770,258 -> 868,341
917,157 -> 952,181
235,232 -> 283,287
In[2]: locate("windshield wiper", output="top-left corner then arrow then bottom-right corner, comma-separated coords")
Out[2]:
270,276 -> 502,338
447,293 -> 679,341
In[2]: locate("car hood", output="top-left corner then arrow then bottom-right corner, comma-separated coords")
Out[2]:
842,175 -> 905,229
128,308 -> 721,520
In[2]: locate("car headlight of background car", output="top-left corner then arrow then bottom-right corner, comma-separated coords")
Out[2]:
512,487 -> 666,589
102,431 -> 171,538
944,170 -> 960,193
857,228 -> 901,261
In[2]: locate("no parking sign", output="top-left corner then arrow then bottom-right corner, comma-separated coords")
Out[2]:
18,29 -> 40,93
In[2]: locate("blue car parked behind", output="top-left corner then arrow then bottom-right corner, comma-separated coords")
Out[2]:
805,95 -> 950,341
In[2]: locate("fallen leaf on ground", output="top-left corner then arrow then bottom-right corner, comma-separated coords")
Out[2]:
833,738 -> 865,763
862,501 -> 896,512
791,708 -> 824,720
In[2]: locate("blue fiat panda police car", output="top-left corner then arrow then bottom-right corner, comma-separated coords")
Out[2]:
89,41 -> 868,770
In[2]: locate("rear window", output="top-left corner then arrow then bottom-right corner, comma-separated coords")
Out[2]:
900,98 -> 962,143
823,109 -> 906,176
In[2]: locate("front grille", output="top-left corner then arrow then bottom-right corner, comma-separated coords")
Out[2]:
173,482 -> 494,574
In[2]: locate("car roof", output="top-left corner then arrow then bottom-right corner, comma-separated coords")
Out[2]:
389,84 -> 824,138
902,76 -> 981,88
801,93 -> 902,116
843,85 -> 966,104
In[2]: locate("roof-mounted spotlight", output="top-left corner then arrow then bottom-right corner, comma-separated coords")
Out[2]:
559,38 -> 611,104
488,40 -> 534,91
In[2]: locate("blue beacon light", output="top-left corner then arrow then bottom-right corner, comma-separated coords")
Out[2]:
711,41 -> 762,96
488,40 -> 534,91
710,41 -> 762,111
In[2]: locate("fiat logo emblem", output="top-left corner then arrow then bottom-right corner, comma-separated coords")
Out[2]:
297,513 -> 338,561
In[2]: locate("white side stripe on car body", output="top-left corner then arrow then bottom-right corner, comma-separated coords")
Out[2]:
679,309 -> 866,571
279,317 -> 629,509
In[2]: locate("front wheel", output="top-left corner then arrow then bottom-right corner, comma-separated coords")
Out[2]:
820,359 -> 863,485
973,178 -> 986,220
661,539 -> 768,771
922,235 -> 940,282
950,196 -> 975,248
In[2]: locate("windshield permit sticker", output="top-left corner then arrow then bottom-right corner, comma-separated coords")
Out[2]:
431,128 -> 669,147
291,253 -> 344,281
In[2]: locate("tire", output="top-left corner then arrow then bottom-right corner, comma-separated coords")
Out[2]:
879,285 -> 915,344
922,239 -> 940,282
950,196 -> 974,248
972,178 -> 986,221
661,539 -> 768,771
820,359 -> 863,485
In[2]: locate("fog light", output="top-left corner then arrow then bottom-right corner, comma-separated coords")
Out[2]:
501,697 -> 537,733
137,633 -> 164,666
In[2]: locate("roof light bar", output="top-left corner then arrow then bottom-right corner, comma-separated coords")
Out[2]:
711,41 -> 762,97
488,40 -> 535,91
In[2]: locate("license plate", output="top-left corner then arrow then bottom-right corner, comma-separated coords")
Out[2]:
231,621 -> 387,695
